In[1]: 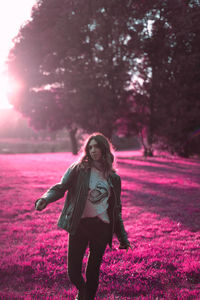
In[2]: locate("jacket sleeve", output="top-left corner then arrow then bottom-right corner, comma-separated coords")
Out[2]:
35,163 -> 77,207
114,176 -> 130,246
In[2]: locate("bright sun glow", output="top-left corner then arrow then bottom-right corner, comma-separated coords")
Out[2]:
0,74 -> 13,109
0,0 -> 36,109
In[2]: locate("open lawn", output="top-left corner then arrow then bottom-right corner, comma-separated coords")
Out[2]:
0,152 -> 200,299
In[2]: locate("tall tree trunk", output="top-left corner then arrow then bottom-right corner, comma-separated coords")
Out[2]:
146,125 -> 154,157
102,125 -> 113,140
146,72 -> 156,157
139,130 -> 148,157
69,128 -> 78,155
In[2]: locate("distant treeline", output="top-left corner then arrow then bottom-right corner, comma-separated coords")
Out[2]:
0,109 -> 140,153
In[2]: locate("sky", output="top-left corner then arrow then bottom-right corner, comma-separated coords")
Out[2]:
0,0 -> 36,109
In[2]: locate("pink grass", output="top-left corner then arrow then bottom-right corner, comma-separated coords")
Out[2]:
0,152 -> 200,299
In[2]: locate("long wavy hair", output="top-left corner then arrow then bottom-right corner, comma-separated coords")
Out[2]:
78,132 -> 116,178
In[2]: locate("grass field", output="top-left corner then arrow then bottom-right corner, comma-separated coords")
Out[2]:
0,152 -> 200,299
0,138 -> 72,154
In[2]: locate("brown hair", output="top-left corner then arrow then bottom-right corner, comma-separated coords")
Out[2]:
78,132 -> 116,178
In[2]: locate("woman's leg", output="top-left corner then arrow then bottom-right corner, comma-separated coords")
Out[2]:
85,218 -> 111,299
85,241 -> 107,299
67,226 -> 88,293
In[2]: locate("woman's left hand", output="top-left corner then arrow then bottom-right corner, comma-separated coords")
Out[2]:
119,243 -> 133,251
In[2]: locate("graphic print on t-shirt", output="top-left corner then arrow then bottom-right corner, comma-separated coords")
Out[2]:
88,181 -> 109,204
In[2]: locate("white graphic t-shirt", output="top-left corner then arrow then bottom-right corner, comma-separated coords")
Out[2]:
81,167 -> 110,223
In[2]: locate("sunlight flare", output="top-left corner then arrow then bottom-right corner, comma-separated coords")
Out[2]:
0,0 -> 36,109
0,74 -> 24,109
0,74 -> 13,109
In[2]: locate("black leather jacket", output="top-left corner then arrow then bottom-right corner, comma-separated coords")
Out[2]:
35,163 -> 130,248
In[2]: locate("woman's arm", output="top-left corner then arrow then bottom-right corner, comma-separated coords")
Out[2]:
115,211 -> 131,248
114,176 -> 131,249
35,163 -> 77,210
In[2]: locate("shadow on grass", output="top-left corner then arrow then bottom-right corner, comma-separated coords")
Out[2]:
118,158 -> 200,182
118,159 -> 200,232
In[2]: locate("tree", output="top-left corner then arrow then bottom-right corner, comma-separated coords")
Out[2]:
7,0 -> 200,157
119,0 -> 200,157
156,0 -> 200,157
7,0 -> 139,150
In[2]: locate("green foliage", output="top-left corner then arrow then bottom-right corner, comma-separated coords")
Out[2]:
123,0 -> 200,157
7,0 -> 200,156
7,0 -> 137,138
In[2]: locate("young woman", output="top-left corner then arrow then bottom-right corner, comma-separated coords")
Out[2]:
35,133 -> 131,300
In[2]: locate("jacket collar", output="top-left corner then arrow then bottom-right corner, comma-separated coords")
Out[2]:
108,175 -> 114,188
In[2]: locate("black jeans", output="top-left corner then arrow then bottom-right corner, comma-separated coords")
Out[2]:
68,217 -> 111,299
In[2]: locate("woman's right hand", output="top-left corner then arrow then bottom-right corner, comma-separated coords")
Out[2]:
35,198 -> 47,211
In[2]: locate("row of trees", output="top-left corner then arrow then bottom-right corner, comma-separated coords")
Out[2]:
7,0 -> 200,156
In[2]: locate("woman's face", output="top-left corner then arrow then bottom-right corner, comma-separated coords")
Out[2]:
88,139 -> 102,161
